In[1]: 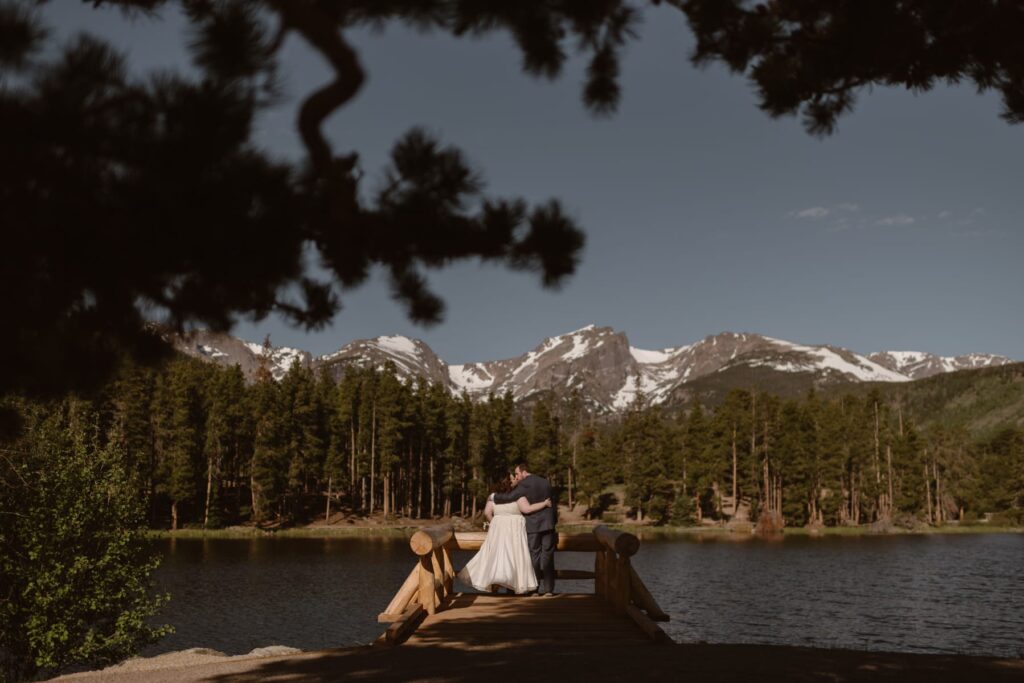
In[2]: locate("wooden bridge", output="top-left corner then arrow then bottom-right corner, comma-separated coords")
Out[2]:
377,525 -> 671,648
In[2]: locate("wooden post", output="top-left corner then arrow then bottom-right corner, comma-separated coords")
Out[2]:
431,548 -> 446,606
603,549 -> 618,611
418,555 -> 436,615
410,525 -> 454,556
614,556 -> 631,615
442,546 -> 454,597
593,525 -> 640,557
602,550 -> 611,601
594,550 -> 606,597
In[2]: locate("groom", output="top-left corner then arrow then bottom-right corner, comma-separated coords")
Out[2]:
493,461 -> 556,595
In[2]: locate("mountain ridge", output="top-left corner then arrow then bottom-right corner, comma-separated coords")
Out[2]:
170,325 -> 1016,412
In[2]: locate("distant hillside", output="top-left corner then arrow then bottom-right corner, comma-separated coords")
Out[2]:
868,362 -> 1024,439
671,361 -> 1024,441
668,361 -> 860,406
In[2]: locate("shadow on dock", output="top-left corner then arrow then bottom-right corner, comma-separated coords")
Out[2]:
187,641 -> 1024,683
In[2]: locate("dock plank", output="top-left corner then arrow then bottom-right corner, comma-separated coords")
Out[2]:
402,593 -> 653,649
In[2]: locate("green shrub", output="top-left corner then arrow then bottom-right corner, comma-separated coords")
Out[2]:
0,401 -> 170,681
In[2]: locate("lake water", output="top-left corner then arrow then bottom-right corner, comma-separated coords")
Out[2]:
145,533 -> 1024,658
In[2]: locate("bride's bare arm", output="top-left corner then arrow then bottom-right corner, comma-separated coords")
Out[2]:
516,496 -> 552,514
484,499 -> 495,521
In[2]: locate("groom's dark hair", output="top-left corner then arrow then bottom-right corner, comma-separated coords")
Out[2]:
513,460 -> 530,474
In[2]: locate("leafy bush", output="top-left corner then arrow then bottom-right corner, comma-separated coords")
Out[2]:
0,400 -> 170,681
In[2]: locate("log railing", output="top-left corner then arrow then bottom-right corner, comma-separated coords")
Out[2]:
378,524 -> 670,644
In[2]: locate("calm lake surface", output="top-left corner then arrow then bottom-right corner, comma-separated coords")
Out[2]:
145,533 -> 1024,658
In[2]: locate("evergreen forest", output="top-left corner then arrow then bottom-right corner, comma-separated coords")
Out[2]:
4,354 -> 1021,532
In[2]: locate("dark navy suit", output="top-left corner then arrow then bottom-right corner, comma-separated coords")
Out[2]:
494,474 -> 556,593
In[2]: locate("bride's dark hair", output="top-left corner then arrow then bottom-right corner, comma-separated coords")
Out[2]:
491,475 -> 513,494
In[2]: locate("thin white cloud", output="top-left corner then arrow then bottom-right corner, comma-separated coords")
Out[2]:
793,206 -> 830,219
875,214 -> 915,226
837,203 -> 860,212
950,219 -> 1004,237
937,210 -> 951,219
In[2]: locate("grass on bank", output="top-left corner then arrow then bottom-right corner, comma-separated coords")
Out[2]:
145,526 -> 414,539
145,521 -> 1023,540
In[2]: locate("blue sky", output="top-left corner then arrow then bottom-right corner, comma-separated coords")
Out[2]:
46,4 -> 1024,363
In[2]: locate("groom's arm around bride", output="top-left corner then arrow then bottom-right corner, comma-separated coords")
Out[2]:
493,462 -> 557,595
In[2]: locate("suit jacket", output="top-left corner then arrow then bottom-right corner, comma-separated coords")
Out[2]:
493,474 -> 555,534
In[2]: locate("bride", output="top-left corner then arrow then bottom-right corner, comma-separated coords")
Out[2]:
458,475 -> 552,594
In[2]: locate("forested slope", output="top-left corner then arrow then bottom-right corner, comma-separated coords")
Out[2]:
2,354 -> 1021,532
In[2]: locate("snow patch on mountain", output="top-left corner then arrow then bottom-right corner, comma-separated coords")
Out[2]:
882,351 -> 927,365
198,344 -> 227,359
868,349 -> 1013,380
377,335 -> 419,357
241,341 -> 307,379
244,341 -> 265,356
630,347 -> 671,364
562,333 -> 592,361
760,338 -> 910,382
449,363 -> 495,392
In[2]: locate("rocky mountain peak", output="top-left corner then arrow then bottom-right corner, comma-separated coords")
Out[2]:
867,350 -> 1014,380
174,329 -> 311,381
449,325 -> 635,409
169,326 -> 1017,412
318,334 -> 451,388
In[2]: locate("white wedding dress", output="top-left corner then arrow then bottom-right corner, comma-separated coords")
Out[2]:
457,502 -> 538,594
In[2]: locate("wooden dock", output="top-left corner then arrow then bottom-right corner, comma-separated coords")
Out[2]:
377,525 -> 671,648
57,525 -> 1024,681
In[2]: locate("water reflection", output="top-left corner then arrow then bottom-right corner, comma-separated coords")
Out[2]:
146,533 -> 1024,658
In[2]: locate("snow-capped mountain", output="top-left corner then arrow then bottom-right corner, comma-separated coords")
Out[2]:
443,328 -> 909,410
173,329 -> 311,381
318,335 -> 452,388
449,326 -> 638,409
171,326 -> 1016,412
867,350 -> 1014,380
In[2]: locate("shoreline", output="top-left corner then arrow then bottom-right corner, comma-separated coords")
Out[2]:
52,641 -> 1024,682
144,521 -> 1024,540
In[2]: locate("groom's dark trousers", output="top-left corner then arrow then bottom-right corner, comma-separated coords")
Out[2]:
493,474 -> 556,594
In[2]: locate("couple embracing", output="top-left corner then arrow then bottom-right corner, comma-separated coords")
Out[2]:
458,462 -> 557,596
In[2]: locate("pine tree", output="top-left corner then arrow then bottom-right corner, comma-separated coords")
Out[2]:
562,389 -> 585,509
105,362 -> 158,524
527,398 -> 561,480
419,382 -> 451,518
279,364 -> 327,520
621,392 -> 671,523
443,390 -> 472,517
575,424 -> 613,517
203,364 -> 247,528
249,366 -> 287,523
375,366 -> 408,518
774,399 -> 814,526
153,360 -> 206,530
